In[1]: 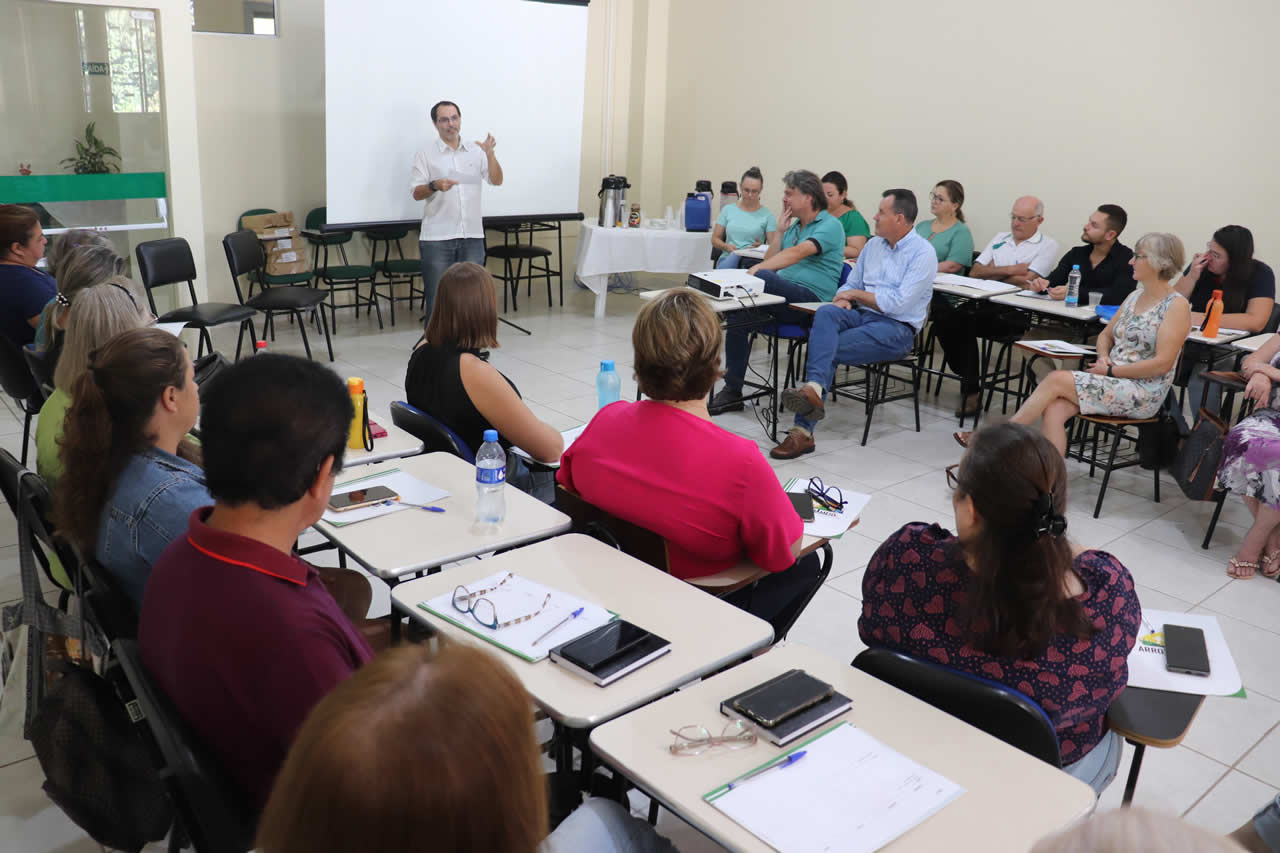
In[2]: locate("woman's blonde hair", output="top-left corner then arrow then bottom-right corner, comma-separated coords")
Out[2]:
53,280 -> 150,391
38,238 -> 130,351
256,642 -> 547,853
1031,808 -> 1244,853
1135,232 -> 1186,281
632,289 -> 722,401
424,262 -> 499,350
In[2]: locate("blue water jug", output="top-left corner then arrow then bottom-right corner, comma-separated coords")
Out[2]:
684,192 -> 711,232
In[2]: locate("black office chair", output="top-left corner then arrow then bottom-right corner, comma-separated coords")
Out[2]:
223,229 -> 334,362
389,401 -> 473,462
112,639 -> 256,853
853,647 -> 1061,767
305,207 -> 381,333
22,345 -> 54,400
0,449 -> 79,605
79,559 -> 139,643
366,226 -> 423,325
0,338 -> 43,465
135,238 -> 259,360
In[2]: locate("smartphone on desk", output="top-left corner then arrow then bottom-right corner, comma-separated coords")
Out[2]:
1164,624 -> 1211,677
787,492 -> 815,522
328,485 -> 399,512
558,621 -> 656,673
730,669 -> 834,728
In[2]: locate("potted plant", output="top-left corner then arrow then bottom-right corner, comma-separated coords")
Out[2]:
60,122 -> 121,174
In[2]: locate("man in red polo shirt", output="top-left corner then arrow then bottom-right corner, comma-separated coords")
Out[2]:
139,354 -> 374,811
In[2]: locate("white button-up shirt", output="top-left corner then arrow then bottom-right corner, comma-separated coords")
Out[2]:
975,229 -> 1060,276
410,138 -> 492,241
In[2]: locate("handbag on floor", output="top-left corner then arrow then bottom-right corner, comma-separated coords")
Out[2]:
1172,408 -> 1229,501
1138,390 -> 1187,470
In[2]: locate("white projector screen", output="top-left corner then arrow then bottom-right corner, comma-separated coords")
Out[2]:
324,0 -> 589,228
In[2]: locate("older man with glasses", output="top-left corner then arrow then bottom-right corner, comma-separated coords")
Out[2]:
931,195 -> 1061,417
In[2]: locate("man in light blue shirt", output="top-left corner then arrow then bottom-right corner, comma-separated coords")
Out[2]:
771,189 -> 937,459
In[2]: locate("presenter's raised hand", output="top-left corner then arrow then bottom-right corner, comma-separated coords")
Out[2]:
476,134 -> 497,154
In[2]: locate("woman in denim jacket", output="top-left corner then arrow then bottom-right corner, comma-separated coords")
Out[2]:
53,327 -> 204,607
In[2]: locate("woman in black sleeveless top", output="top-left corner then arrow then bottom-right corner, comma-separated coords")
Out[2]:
405,262 -> 562,500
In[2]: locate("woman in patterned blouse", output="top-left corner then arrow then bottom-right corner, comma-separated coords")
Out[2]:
860,423 -> 1141,795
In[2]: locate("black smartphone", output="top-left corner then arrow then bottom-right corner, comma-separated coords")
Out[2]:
328,485 -> 399,512
731,669 -> 834,728
1164,624 -> 1211,677
787,492 -> 815,522
559,621 -> 653,672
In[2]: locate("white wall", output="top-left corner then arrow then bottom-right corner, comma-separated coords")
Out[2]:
659,0 -> 1280,262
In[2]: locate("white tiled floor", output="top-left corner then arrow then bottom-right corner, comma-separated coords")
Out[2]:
2,274 -> 1278,850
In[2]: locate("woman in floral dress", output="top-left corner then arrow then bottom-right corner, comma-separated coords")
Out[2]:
1218,332 -> 1280,578
956,233 -> 1191,455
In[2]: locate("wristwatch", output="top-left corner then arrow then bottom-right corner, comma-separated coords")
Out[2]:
1107,364 -> 1114,377
428,179 -> 438,192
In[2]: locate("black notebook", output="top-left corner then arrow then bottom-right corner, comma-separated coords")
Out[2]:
550,620 -> 671,686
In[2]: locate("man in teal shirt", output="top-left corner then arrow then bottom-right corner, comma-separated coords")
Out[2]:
713,169 -> 845,411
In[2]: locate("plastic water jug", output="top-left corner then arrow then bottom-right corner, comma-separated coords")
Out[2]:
684,193 -> 711,232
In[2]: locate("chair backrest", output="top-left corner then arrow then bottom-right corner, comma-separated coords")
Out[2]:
389,401 -> 475,463
304,207 -> 327,230
135,238 -> 200,315
81,559 -> 138,642
838,261 -> 852,288
852,647 -> 1061,767
0,336 -> 42,408
221,230 -> 267,304
0,448 -> 78,592
237,208 -> 275,231
554,485 -> 669,572
112,639 -> 256,853
22,345 -> 54,400
1265,302 -> 1280,335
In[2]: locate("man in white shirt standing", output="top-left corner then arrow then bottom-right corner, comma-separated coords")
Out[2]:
410,100 -> 504,321
931,195 -> 1061,417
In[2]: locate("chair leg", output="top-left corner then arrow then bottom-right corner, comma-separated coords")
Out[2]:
860,366 -> 879,447
1203,490 -> 1227,549
295,310 -> 314,360
20,412 -> 31,467
319,303 -> 335,361
911,361 -> 922,432
198,327 -> 213,360
1153,458 -> 1161,504
1121,741 -> 1145,806
1094,426 -> 1122,518
648,799 -> 660,825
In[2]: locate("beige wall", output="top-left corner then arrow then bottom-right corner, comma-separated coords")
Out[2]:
191,0 -> 324,301
660,0 -> 1280,262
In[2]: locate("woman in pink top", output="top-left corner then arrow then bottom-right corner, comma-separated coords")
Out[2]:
558,289 -> 821,637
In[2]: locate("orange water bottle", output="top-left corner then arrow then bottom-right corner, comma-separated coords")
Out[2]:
1202,289 -> 1224,339
347,377 -> 369,450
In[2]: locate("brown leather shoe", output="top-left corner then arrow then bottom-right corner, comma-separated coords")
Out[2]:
953,392 -> 982,417
781,385 -> 825,421
770,428 -> 816,459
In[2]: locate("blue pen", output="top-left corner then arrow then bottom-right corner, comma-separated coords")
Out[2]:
532,606 -> 584,646
727,750 -> 807,790
381,500 -> 445,513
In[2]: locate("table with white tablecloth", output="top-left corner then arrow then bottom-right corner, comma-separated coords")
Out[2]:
574,222 -> 713,318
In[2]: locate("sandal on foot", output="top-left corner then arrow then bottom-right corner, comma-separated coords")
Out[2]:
1228,557 -> 1261,579
953,431 -> 971,449
1263,550 -> 1280,579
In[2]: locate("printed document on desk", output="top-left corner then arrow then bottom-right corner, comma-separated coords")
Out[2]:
934,273 -> 1016,293
1127,609 -> 1242,696
706,722 -> 964,853
783,478 -> 869,539
734,245 -> 767,259
1031,340 -> 1091,356
321,468 -> 450,526
418,571 -> 615,662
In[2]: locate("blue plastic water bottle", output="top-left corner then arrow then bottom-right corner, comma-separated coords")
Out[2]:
597,360 -> 621,409
1065,265 -> 1081,307
474,429 -> 506,529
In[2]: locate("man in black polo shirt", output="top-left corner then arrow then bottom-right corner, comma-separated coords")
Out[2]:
1032,204 -> 1134,306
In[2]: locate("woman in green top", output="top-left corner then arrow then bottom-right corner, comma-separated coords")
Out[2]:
712,166 -> 778,269
914,179 -> 975,274
37,280 -> 150,485
821,171 -> 870,261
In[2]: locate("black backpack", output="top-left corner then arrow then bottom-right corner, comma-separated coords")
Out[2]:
31,660 -> 172,852
1138,390 -> 1188,470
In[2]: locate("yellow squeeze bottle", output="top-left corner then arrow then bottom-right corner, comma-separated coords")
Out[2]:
347,377 -> 367,450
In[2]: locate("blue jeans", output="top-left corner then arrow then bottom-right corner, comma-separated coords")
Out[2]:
715,251 -> 744,269
1061,729 -> 1122,796
419,238 -> 486,322
1251,794 -> 1280,851
723,270 -> 822,391
796,303 -> 915,433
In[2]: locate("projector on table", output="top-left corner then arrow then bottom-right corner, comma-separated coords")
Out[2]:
687,270 -> 766,300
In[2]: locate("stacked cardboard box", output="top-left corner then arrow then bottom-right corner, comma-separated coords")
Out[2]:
241,211 -> 311,277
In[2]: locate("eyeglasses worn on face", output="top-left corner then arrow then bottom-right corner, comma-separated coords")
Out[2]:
1010,214 -> 1039,224
945,464 -> 960,490
1133,254 -> 1148,261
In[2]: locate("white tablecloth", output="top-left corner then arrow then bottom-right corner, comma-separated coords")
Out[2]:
575,223 -> 714,315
